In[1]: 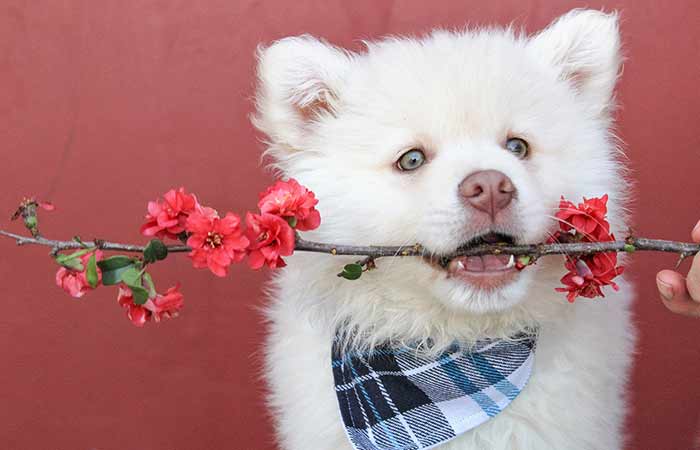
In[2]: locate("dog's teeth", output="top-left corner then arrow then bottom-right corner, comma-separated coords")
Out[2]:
505,255 -> 515,269
457,261 -> 465,270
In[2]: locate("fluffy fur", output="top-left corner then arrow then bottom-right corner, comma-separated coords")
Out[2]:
254,9 -> 636,450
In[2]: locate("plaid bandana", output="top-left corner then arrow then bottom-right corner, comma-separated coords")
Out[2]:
332,332 -> 537,450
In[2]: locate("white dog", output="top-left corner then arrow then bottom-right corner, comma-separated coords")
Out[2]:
253,9 -> 635,450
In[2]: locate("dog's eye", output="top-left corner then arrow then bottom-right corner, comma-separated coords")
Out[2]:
397,149 -> 426,171
505,137 -> 529,159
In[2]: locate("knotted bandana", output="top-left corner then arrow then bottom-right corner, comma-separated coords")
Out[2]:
332,332 -> 537,450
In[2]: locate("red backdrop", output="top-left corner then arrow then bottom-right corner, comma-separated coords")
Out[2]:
1,1 -> 699,449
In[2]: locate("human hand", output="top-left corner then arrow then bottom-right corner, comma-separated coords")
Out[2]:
656,221 -> 700,317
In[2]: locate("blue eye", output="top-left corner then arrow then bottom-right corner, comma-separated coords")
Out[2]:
397,149 -> 426,171
505,137 -> 529,159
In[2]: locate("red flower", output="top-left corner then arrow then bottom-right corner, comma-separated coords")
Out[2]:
37,200 -> 55,211
245,212 -> 295,269
150,284 -> 184,322
117,284 -> 184,327
555,252 -> 624,303
117,286 -> 152,327
186,208 -> 249,277
555,194 -> 612,242
258,178 -> 321,231
514,255 -> 533,271
55,250 -> 103,298
141,187 -> 199,240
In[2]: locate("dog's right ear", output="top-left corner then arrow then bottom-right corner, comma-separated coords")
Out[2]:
529,9 -> 622,117
253,36 -> 353,163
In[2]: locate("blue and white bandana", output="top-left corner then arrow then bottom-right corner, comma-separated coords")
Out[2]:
332,332 -> 537,450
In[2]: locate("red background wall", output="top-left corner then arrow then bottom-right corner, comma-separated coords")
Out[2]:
1,1 -> 699,449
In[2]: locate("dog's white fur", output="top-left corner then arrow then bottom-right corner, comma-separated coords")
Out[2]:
254,9 -> 636,450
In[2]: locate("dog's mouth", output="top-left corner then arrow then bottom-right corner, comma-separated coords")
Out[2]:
425,232 -> 520,289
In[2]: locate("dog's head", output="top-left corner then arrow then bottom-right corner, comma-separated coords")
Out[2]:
253,10 -> 626,315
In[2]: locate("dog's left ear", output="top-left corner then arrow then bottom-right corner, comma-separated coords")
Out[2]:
253,36 -> 353,165
529,9 -> 622,116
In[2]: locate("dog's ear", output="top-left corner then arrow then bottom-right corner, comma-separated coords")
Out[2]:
253,36 -> 352,163
530,9 -> 622,116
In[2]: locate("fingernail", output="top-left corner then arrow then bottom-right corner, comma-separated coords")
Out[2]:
693,220 -> 700,236
656,277 -> 674,301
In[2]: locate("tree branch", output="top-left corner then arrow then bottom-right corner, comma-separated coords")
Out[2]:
1,229 -> 698,262
294,237 -> 700,258
0,230 -> 190,254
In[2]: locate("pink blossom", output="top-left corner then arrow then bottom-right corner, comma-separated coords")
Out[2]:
117,286 -> 152,327
555,195 -> 612,242
117,284 -> 184,326
140,187 -> 199,240
150,284 -> 184,322
258,178 -> 321,231
245,212 -> 295,269
186,209 -> 249,277
556,252 -> 624,303
55,251 -> 103,298
37,201 -> 55,211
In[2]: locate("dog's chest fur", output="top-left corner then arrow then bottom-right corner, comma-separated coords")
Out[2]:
263,266 -> 635,450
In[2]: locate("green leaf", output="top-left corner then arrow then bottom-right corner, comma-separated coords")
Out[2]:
340,270 -> 362,280
58,248 -> 94,260
623,244 -> 636,253
120,267 -> 142,288
101,264 -> 135,286
24,215 -> 37,228
143,239 -> 168,264
85,253 -> 99,288
54,248 -> 95,271
119,267 -> 149,304
339,263 -> 363,280
285,216 -> 298,228
130,285 -> 150,305
54,255 -> 84,271
97,255 -> 134,271
143,273 -> 157,299
344,263 -> 363,274
517,255 -> 532,266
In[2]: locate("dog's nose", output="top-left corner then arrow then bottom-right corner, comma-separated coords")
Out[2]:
459,170 -> 515,217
